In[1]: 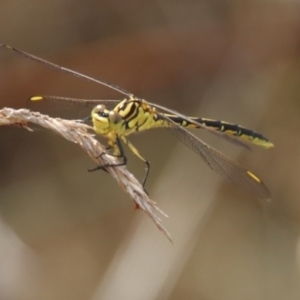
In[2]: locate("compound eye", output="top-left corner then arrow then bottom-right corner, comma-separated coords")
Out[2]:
94,105 -> 107,117
109,111 -> 122,124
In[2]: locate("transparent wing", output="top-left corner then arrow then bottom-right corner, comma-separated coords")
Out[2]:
159,113 -> 271,199
202,129 -> 252,150
26,96 -> 120,119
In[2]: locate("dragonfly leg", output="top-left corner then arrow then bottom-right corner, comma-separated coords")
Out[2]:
93,145 -> 112,172
88,137 -> 127,172
120,136 -> 150,192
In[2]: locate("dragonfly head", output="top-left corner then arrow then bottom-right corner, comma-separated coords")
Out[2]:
91,105 -> 122,135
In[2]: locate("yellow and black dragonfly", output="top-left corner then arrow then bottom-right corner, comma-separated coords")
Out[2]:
0,44 -> 273,199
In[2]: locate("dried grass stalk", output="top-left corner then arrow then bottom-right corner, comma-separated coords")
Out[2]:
0,107 -> 171,241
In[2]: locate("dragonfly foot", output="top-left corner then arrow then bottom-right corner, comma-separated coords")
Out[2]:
88,165 -> 107,172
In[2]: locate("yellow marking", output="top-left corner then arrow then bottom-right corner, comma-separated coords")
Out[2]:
185,123 -> 198,128
128,118 -> 137,128
30,96 -> 44,101
201,118 -> 214,122
246,171 -> 262,183
224,129 -> 237,135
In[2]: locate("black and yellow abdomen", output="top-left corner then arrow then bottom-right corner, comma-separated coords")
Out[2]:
163,115 -> 273,149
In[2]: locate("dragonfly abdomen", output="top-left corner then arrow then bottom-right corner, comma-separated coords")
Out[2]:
167,115 -> 273,148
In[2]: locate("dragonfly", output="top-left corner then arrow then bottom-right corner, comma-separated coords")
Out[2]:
0,44 -> 273,199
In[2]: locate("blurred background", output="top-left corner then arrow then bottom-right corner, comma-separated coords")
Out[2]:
0,0 -> 299,299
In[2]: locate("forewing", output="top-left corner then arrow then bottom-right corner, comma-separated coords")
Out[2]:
26,96 -> 120,119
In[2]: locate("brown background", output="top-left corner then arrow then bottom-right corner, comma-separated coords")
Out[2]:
0,1 -> 299,299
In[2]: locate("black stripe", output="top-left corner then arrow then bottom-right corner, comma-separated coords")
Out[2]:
123,102 -> 137,119
123,102 -> 141,129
